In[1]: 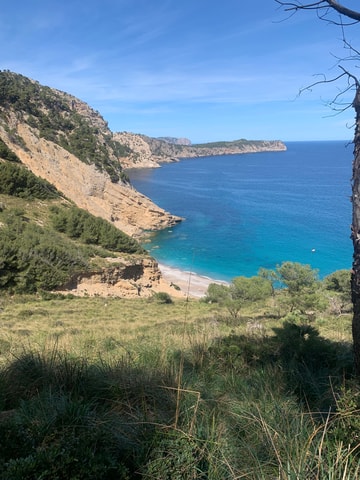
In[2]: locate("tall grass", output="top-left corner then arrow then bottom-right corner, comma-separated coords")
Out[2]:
0,294 -> 359,478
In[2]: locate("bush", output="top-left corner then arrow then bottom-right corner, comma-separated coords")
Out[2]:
0,213 -> 89,293
50,205 -> 144,254
152,292 -> 173,304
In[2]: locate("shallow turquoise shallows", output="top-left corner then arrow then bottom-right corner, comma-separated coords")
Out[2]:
129,141 -> 352,282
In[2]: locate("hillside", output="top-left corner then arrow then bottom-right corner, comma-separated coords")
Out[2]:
0,71 -> 181,237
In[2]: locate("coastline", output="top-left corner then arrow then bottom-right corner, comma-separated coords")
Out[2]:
158,263 -> 229,298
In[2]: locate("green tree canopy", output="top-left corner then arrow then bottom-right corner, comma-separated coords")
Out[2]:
276,261 -> 319,294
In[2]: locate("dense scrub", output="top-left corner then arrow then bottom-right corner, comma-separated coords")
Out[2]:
0,162 -> 59,199
0,210 -> 90,293
0,198 -> 146,295
50,205 -> 144,254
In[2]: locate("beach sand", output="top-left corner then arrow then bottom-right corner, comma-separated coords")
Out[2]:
158,263 -> 229,298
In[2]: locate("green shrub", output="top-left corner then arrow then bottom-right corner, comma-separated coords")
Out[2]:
0,393 -> 131,480
141,431 -> 210,479
0,138 -> 20,162
0,213 -> 89,293
0,162 -> 58,199
152,292 -> 173,304
50,205 -> 144,254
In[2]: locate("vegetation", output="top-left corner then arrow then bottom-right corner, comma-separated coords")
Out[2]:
49,205 -> 145,254
0,202 -> 147,293
0,209 -> 90,293
0,162 -> 59,199
205,275 -> 272,320
0,165 -> 147,295
0,138 -> 20,162
0,268 -> 356,478
192,138 -> 274,148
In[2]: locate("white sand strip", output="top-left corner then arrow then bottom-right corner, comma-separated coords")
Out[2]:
158,263 -> 229,298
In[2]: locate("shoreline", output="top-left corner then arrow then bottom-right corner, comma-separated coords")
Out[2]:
158,263 -> 229,298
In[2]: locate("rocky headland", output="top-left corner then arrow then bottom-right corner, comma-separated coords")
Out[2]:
114,133 -> 286,170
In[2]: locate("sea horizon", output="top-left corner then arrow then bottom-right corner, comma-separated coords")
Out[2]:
129,140 -> 353,282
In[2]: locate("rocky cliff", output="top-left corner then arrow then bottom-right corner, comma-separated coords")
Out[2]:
113,133 -> 287,169
0,71 -> 181,236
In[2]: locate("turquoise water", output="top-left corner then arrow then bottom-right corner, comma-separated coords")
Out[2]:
128,141 -> 353,281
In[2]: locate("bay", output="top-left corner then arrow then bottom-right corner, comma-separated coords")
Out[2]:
128,141 -> 353,281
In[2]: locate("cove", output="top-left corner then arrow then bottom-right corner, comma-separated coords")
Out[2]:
128,141 -> 352,281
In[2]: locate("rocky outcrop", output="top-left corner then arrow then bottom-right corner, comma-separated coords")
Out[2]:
175,140 -> 287,158
56,257 -> 186,298
113,132 -> 161,169
116,132 -> 287,169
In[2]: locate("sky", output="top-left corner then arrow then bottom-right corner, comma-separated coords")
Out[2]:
1,0 -> 359,143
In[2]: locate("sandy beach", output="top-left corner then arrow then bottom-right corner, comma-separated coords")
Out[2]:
158,263 -> 229,298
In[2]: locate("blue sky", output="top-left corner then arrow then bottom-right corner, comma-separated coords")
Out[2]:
0,0 -> 358,142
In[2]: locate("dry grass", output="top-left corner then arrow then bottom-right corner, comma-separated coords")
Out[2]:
0,294 -> 352,363
0,295 -> 226,364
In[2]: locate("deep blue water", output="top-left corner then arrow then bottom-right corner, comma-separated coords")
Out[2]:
128,141 -> 353,281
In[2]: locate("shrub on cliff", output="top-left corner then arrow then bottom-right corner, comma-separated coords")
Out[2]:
0,162 -> 59,199
50,205 -> 145,254
0,138 -> 20,162
0,211 -> 89,293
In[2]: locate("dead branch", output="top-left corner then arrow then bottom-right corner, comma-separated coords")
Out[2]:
275,0 -> 360,23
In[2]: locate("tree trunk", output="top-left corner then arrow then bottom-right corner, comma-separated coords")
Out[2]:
351,86 -> 360,375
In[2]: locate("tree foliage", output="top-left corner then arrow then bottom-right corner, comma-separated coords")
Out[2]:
276,261 -> 319,294
205,275 -> 272,319
276,0 -> 360,373
0,210 -> 89,293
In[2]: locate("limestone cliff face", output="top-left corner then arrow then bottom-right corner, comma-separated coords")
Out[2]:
115,132 -> 287,169
0,122 -> 181,236
113,132 -> 161,169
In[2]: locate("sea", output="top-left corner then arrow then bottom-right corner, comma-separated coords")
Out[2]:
128,141 -> 353,282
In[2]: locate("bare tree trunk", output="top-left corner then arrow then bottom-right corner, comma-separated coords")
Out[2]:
351,86 -> 360,375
